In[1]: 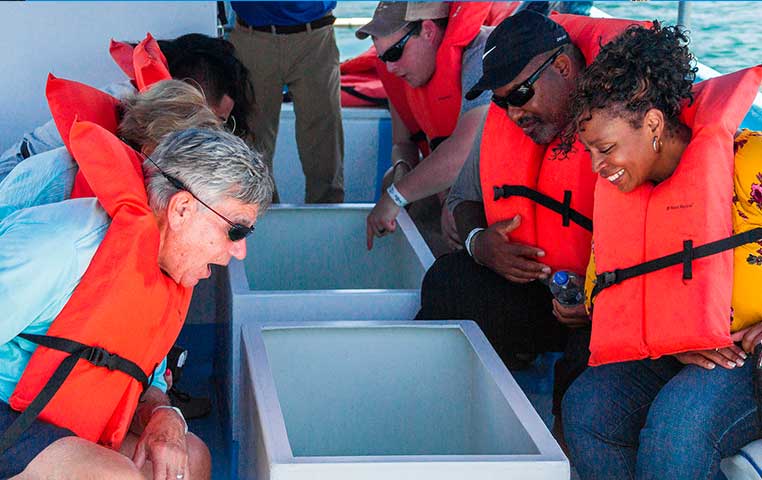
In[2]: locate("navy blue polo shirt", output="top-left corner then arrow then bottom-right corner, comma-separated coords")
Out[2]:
231,1 -> 336,27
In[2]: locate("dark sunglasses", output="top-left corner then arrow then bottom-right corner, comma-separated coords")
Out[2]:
143,154 -> 254,242
492,47 -> 565,110
378,22 -> 421,63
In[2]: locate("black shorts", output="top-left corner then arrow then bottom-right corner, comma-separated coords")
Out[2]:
0,402 -> 75,479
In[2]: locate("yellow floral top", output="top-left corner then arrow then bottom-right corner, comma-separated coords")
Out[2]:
729,129 -> 762,331
584,129 -> 762,333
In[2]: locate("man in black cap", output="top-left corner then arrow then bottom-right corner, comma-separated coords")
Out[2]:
417,10 -> 607,433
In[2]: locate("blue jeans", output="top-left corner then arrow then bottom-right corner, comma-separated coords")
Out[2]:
563,356 -> 761,480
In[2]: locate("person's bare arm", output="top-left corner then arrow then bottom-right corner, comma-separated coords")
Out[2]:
470,215 -> 551,283
454,201 -> 551,283
381,104 -> 420,190
131,386 -> 189,480
394,104 -> 488,202
366,105 -> 488,249
453,200 -> 487,244
389,103 -> 420,167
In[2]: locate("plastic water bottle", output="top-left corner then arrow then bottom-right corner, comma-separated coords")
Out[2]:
549,271 -> 584,306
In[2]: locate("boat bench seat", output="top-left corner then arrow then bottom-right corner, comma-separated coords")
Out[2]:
722,439 -> 762,479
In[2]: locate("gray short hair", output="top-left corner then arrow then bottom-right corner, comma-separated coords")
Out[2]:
144,128 -> 273,214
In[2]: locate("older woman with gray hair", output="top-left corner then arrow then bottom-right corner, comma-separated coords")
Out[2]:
0,127 -> 272,479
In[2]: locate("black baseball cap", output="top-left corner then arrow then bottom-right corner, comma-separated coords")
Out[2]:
465,11 -> 570,100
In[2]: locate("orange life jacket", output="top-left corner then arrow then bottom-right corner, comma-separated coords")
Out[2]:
485,1 -> 518,25
109,33 -> 170,92
132,33 -> 170,92
9,120 -> 192,449
480,109 -> 595,274
588,66 -> 762,366
47,74 -> 121,156
376,2 -> 501,154
340,47 -> 388,108
44,76 -> 142,199
479,15 -> 648,274
54,35 -> 172,198
338,7 -> 505,111
109,39 -> 136,84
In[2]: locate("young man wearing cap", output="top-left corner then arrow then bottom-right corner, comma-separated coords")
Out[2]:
359,2 -> 510,253
418,10 -> 641,429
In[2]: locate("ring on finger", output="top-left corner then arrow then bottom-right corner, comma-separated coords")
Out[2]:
176,473 -> 185,479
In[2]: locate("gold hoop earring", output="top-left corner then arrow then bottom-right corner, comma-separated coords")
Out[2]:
652,136 -> 661,153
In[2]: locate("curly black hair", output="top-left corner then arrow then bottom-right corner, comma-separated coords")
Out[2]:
558,22 -> 697,154
158,34 -> 255,139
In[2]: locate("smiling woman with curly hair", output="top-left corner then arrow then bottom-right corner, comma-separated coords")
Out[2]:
558,22 -> 762,479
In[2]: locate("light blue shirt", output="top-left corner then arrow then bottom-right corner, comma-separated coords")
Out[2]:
0,146 -> 77,222
0,198 -> 167,403
0,80 -> 135,183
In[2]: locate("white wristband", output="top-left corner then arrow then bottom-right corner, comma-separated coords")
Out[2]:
151,405 -> 188,434
464,227 -> 486,259
386,183 -> 409,208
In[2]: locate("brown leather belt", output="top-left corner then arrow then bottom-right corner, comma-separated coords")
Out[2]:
237,14 -> 335,34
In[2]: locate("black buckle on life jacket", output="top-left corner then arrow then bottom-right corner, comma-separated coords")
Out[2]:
561,190 -> 572,227
682,239 -> 694,280
599,271 -> 618,289
590,270 -> 619,301
86,347 -> 118,370
0,334 -> 152,455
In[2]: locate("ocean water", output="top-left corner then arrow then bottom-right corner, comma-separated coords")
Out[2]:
333,1 -> 762,74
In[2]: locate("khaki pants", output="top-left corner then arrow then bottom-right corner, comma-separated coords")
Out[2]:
231,23 -> 344,203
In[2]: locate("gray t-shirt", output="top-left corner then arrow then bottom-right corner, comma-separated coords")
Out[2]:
445,26 -> 492,212
447,118 -> 485,212
460,26 -> 493,114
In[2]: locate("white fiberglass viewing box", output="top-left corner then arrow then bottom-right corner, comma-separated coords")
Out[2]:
225,205 -> 434,438
239,321 -> 569,480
